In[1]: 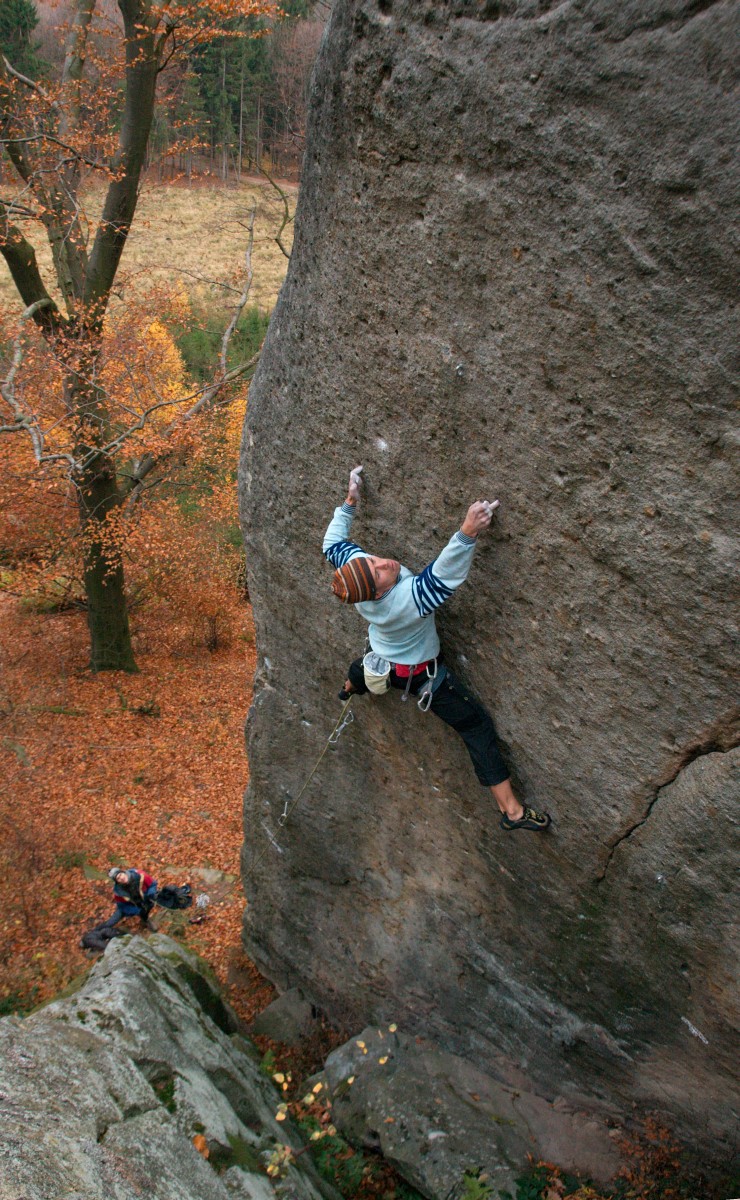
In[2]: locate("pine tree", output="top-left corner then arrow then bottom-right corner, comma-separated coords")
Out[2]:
0,0 -> 44,77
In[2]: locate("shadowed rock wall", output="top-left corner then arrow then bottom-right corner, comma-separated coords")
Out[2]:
239,0 -> 739,1165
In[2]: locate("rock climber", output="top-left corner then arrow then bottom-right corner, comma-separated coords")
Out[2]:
102,866 -> 159,929
323,466 -> 551,832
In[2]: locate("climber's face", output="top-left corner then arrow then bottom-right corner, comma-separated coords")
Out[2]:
366,555 -> 400,597
115,871 -> 129,885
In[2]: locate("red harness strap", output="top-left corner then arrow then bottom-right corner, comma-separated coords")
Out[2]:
393,661 -> 430,679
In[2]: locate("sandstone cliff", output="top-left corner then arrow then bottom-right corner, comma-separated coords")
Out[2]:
239,0 -> 739,1169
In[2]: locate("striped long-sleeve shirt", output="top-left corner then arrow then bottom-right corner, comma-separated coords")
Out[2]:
323,502 -> 478,665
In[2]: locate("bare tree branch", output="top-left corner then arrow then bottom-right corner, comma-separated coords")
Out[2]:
159,266 -> 246,295
0,299 -> 76,469
60,0 -> 97,95
34,0 -> 98,306
251,158 -> 294,258
0,58 -> 41,187
0,205 -> 65,337
0,133 -> 109,173
219,208 -> 255,377
56,0 -> 96,287
1,56 -> 60,114
0,195 -> 40,219
0,47 -> 89,310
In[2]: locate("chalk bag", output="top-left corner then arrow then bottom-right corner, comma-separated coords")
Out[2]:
362,652 -> 391,695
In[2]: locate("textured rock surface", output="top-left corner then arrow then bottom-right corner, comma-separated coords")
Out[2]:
320,1025 -> 622,1197
251,987 -> 318,1044
239,0 -> 739,1170
0,936 -> 336,1200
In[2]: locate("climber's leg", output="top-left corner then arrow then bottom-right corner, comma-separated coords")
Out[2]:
339,658 -> 369,700
429,672 -> 550,828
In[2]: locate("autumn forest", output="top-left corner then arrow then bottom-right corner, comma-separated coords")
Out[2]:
0,0 -> 319,1019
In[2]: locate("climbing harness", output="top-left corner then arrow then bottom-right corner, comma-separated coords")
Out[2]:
249,697 -> 356,874
397,657 -> 448,711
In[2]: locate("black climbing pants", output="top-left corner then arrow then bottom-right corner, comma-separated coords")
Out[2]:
346,658 -> 510,787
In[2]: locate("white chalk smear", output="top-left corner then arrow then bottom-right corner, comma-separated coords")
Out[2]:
681,1017 -> 709,1045
261,821 -> 284,855
376,437 -> 389,452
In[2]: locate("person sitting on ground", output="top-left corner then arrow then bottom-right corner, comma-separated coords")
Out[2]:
103,866 -> 159,929
323,466 -> 551,832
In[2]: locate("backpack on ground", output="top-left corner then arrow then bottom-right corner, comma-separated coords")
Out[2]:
155,883 -> 193,910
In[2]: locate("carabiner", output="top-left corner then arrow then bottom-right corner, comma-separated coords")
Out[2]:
417,658 -> 438,713
329,707 -> 354,745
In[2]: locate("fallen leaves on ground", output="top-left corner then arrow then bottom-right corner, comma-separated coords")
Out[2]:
0,591 -> 274,1024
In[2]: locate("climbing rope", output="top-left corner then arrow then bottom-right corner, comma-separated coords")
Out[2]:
248,698 -> 355,877
277,699 -> 354,828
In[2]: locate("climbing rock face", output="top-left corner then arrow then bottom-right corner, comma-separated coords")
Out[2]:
319,1025 -> 622,1196
251,987 -> 318,1045
0,936 -> 336,1200
239,0 -> 739,1170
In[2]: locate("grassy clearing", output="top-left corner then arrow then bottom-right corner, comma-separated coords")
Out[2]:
0,175 -> 296,315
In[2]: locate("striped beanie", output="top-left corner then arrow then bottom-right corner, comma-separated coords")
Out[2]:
331,557 -> 376,603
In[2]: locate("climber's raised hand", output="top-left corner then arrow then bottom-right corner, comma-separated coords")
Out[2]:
461,499 -> 500,538
346,465 -> 364,505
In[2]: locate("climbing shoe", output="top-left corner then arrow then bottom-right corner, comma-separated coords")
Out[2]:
500,805 -> 551,832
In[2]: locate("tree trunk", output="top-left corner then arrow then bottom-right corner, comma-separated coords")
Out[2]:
80,481 -> 137,673
256,93 -> 262,168
68,356 -> 137,673
220,49 -> 228,182
238,52 -> 244,183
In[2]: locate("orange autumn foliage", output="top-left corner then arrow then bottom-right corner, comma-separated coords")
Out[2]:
0,582 -> 274,1023
1,0 -> 280,672
1,288 -> 247,629
0,287 -> 263,1017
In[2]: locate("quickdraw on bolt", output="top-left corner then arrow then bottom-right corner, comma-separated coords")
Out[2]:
329,706 -> 354,745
